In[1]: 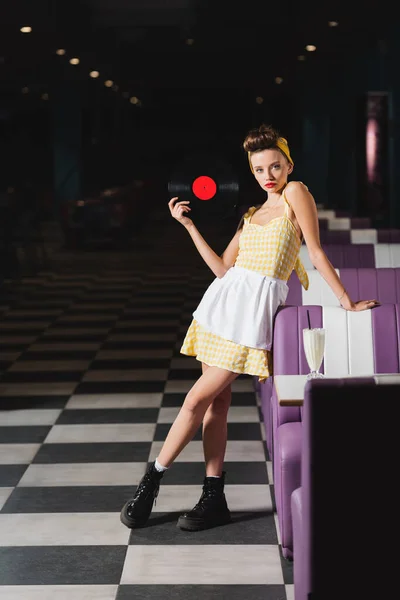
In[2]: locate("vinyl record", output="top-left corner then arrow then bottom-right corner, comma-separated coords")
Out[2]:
168,153 -> 239,222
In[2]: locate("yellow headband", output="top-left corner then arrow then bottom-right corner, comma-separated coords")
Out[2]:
248,136 -> 294,173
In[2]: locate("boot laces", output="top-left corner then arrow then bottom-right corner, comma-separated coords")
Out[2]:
193,484 -> 220,512
130,470 -> 160,506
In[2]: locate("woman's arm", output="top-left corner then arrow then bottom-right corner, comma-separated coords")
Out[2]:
285,182 -> 379,311
185,223 -> 240,278
168,197 -> 240,278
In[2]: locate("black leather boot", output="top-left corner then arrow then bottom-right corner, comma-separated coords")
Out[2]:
177,471 -> 232,531
120,461 -> 164,529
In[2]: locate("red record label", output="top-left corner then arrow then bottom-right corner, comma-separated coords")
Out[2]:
192,175 -> 217,201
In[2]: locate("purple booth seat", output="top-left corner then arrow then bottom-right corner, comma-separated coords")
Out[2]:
292,376 -> 400,600
318,229 -> 400,244
259,267 -> 400,460
271,303 -> 400,558
286,267 -> 400,306
299,243 -> 400,268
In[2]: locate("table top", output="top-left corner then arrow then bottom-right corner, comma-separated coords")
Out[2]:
274,375 -> 307,406
274,373 -> 400,406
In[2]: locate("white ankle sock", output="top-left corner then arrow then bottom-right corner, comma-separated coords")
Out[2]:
154,458 -> 169,472
207,475 -> 221,478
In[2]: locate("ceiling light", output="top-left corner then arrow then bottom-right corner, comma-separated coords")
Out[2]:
104,80 -> 113,87
41,93 -> 49,101
255,96 -> 264,104
275,77 -> 283,84
56,49 -> 66,56
328,21 -> 339,27
21,86 -> 29,94
186,38 -> 194,45
297,55 -> 306,61
89,70 -> 100,78
69,57 -> 80,65
305,44 -> 316,52
20,26 -> 32,33
130,96 -> 139,105
112,84 -> 119,91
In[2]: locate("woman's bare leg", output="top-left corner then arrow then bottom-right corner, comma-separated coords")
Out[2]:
201,363 -> 232,477
156,366 -> 238,467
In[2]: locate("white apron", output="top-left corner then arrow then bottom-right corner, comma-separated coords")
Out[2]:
192,265 -> 288,351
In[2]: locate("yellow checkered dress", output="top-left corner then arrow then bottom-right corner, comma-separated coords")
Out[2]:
181,194 -> 309,382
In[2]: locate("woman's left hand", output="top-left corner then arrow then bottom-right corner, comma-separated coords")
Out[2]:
343,299 -> 380,311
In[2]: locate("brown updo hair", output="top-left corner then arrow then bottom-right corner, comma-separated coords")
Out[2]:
236,124 -> 289,232
243,123 -> 283,156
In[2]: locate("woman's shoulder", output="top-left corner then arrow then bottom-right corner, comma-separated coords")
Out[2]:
242,205 -> 258,220
285,181 -> 309,195
283,181 -> 310,206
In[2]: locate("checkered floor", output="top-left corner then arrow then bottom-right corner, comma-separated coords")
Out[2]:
0,216 -> 293,599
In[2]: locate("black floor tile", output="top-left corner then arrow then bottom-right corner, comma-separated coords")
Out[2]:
56,408 -> 159,424
0,546 -> 127,584
32,441 -> 151,463
117,585 -> 287,600
0,426 -> 52,444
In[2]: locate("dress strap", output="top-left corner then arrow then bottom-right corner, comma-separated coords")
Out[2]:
282,188 -> 291,216
244,206 -> 257,223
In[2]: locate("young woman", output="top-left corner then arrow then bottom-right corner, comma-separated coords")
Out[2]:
120,124 -> 379,532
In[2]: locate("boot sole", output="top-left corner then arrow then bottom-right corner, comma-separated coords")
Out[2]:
177,513 -> 232,531
120,502 -> 148,529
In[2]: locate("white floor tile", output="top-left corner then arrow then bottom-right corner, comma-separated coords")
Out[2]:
5,310 -> 63,317
267,461 -> 273,483
72,303 -> 125,309
170,357 -> 201,370
82,369 -> 168,382
0,488 -> 14,510
157,406 -> 260,423
95,349 -> 173,359
18,462 -> 147,486
150,484 -> 273,513
28,343 -> 100,351
8,361 -> 91,372
0,336 -> 37,345
150,440 -> 266,462
0,383 -> 77,396
123,308 -> 181,315
57,314 -> 119,322
121,544 -> 284,584
0,444 -> 41,464
115,319 -> 180,328
0,352 -> 21,361
108,333 -> 176,342
0,322 -> 52,330
65,393 -> 163,409
0,586 -> 118,600
0,409 -> 62,426
0,513 -> 129,546
164,380 -> 196,393
231,379 -> 256,392
274,513 -> 282,545
285,584 -> 295,600
44,423 -> 156,443
43,328 -> 111,336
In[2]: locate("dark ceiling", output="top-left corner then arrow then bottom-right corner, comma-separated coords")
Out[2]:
0,0 -> 392,189
0,0 -> 389,101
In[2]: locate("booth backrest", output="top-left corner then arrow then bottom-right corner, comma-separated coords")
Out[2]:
272,304 -> 400,427
286,267 -> 400,306
317,228 -> 400,243
299,243 -> 400,268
